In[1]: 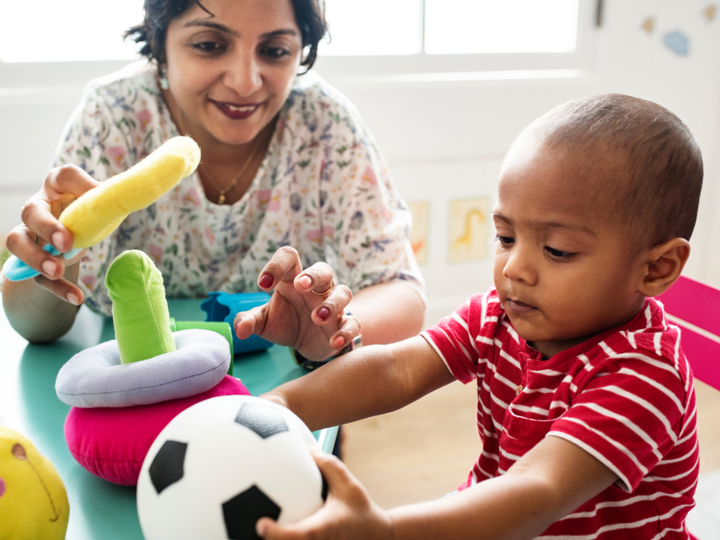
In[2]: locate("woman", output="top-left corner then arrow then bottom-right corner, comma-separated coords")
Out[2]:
3,0 -> 425,363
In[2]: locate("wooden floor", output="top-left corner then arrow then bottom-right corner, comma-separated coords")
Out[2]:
342,378 -> 720,511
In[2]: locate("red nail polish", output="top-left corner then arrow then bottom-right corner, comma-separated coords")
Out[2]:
317,307 -> 330,321
258,273 -> 273,289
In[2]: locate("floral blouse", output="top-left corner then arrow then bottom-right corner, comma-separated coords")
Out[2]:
53,62 -> 424,316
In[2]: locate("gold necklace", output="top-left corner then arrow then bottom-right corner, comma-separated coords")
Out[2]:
171,106 -> 267,205
199,137 -> 261,205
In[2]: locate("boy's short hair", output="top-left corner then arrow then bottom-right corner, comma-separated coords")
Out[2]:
528,94 -> 703,246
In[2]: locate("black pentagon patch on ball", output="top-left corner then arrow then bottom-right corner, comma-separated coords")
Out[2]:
223,485 -> 281,540
149,440 -> 188,494
234,402 -> 288,439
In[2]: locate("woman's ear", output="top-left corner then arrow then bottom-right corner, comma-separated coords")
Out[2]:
638,238 -> 691,297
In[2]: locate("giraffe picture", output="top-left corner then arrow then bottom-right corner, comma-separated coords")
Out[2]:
449,197 -> 490,263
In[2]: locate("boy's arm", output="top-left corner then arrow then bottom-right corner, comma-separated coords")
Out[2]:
262,335 -> 456,432
258,435 -> 618,540
388,435 -> 618,540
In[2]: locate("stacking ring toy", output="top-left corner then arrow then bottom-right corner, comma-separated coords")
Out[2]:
57,250 -> 249,486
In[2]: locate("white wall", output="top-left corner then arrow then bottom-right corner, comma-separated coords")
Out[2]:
315,0 -> 720,325
1,1 -> 719,327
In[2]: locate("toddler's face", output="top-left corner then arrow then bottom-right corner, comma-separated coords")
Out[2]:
492,134 -> 648,358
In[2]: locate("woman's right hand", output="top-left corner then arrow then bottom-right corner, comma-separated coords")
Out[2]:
5,164 -> 99,303
233,246 -> 361,362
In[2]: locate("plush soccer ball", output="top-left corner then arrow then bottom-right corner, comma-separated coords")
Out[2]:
137,395 -> 327,540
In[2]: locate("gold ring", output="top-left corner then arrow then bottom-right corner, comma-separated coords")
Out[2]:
311,278 -> 335,296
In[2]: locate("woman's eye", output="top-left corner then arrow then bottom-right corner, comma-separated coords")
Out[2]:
494,236 -> 514,248
192,41 -> 225,54
545,246 -> 574,259
261,47 -> 290,59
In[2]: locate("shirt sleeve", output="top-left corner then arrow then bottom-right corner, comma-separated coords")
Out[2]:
311,84 -> 425,302
547,351 -> 689,492
421,292 -> 499,384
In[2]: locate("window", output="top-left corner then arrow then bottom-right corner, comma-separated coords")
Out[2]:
0,0 -> 143,63
0,0 -> 591,86
424,0 -> 578,55
316,0 -> 591,82
320,0 -> 579,56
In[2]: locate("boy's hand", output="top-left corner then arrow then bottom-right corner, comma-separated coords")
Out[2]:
233,246 -> 361,361
256,449 -> 393,540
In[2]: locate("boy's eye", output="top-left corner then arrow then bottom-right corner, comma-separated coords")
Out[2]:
545,246 -> 574,259
494,235 -> 514,248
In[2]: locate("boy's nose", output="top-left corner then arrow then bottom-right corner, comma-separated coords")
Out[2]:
502,247 -> 538,285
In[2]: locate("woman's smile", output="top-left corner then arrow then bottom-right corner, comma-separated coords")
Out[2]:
211,99 -> 262,120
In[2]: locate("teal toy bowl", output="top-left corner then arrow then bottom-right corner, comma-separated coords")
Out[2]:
200,292 -> 274,355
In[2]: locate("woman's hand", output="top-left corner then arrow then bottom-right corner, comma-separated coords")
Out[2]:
233,246 -> 361,361
256,449 -> 393,540
5,164 -> 97,303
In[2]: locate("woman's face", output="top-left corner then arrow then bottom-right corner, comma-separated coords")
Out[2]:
163,0 -> 302,148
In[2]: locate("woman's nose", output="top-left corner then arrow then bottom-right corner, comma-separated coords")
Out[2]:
224,52 -> 262,97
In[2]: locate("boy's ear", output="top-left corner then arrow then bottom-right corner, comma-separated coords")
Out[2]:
637,238 -> 691,297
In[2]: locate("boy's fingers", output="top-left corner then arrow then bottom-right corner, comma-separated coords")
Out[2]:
256,517 -> 297,540
310,449 -> 358,493
257,452 -> 374,540
256,508 -> 327,540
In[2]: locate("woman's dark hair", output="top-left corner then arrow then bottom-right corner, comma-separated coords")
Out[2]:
124,0 -> 327,71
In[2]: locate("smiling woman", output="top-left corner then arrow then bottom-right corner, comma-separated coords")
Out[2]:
2,0 -> 426,363
155,0 -> 307,201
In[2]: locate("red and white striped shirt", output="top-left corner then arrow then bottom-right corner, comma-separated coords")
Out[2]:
422,289 -> 698,539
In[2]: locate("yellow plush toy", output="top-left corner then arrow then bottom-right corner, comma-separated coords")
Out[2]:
0,426 -> 69,540
3,136 -> 201,281
60,136 -> 200,248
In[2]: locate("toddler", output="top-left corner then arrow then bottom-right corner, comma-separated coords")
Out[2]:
259,93 -> 704,540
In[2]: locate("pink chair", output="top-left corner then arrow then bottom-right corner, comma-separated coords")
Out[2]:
657,275 -> 720,540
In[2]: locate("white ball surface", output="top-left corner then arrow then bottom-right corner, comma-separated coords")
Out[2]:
137,395 -> 325,540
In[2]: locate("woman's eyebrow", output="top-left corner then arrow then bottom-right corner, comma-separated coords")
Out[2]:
260,29 -> 300,39
183,19 -> 239,36
182,19 -> 299,40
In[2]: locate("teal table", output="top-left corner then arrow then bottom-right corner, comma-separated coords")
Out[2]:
0,298 -> 336,539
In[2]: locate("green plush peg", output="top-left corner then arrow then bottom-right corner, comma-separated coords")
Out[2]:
106,250 -> 176,364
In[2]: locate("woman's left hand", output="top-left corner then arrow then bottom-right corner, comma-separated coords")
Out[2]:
256,449 -> 393,540
233,246 -> 361,361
